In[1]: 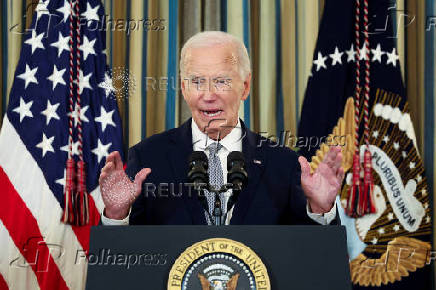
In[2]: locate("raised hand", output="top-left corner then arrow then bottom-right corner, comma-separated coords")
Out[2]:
99,151 -> 151,220
298,146 -> 345,214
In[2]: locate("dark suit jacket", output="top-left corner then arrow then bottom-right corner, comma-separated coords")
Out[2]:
126,118 -> 331,225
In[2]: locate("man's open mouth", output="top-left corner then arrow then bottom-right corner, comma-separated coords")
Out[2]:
201,110 -> 223,117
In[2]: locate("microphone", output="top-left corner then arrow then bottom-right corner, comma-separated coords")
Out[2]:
188,151 -> 209,188
188,151 -> 210,220
227,151 -> 247,191
227,151 -> 247,211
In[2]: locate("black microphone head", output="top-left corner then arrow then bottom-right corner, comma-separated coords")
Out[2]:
188,151 -> 209,184
227,151 -> 245,171
189,151 -> 208,164
227,151 -> 247,191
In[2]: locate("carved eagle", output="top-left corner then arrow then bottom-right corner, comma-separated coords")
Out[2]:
198,273 -> 240,290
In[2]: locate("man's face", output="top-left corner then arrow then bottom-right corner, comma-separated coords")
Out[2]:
181,44 -> 251,140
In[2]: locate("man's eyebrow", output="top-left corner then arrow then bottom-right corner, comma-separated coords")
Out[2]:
187,74 -> 203,78
185,74 -> 234,80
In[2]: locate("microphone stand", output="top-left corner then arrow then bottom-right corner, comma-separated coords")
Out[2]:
195,183 -> 241,226
207,186 -> 229,226
213,191 -> 222,226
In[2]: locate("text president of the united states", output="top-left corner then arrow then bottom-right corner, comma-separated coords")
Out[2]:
98,31 -> 345,226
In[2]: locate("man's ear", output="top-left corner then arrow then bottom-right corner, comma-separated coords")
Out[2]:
180,76 -> 187,101
241,72 -> 251,101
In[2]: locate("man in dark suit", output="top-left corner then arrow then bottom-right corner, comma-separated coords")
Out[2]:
99,31 -> 344,226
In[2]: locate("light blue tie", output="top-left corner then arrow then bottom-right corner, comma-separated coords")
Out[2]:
205,142 -> 226,224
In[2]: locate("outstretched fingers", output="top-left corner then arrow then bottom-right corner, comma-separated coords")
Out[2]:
106,151 -> 123,171
298,156 -> 311,180
336,167 -> 345,185
112,151 -> 124,171
99,162 -> 113,184
133,168 -> 152,198
324,146 -> 343,172
323,146 -> 338,166
99,151 -> 123,184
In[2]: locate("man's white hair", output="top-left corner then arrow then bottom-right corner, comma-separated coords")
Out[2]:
180,31 -> 251,79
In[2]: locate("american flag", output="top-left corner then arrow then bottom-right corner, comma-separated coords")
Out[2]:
0,0 -> 123,289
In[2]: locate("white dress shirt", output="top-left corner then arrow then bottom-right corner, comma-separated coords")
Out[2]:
192,118 -> 242,225
102,119 -> 336,225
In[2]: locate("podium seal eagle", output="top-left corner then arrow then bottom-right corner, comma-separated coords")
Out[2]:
167,238 -> 271,290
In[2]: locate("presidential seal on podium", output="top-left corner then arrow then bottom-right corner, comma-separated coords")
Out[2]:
168,238 -> 271,290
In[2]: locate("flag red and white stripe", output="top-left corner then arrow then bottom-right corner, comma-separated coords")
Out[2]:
0,117 -> 104,290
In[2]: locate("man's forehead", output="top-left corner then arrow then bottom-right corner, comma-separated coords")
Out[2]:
184,46 -> 239,71
186,70 -> 234,77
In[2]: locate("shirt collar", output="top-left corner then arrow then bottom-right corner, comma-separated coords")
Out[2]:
192,118 -> 242,152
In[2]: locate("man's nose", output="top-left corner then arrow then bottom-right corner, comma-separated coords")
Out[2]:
200,80 -> 218,101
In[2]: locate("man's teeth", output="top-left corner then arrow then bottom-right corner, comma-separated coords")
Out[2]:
202,110 -> 222,117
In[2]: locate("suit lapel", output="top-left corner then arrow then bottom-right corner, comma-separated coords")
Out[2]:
167,119 -> 207,225
230,122 -> 266,224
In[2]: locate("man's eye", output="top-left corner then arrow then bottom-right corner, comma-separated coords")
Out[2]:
214,78 -> 229,85
192,78 -> 206,84
213,78 -> 232,89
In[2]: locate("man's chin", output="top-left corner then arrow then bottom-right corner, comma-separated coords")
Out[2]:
193,115 -> 234,140
196,117 -> 227,130
204,128 -> 222,140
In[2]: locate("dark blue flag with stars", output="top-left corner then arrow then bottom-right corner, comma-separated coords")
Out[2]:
5,0 -> 123,217
298,0 -> 433,289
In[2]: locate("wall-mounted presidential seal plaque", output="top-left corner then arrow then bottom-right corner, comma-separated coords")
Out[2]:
167,238 -> 271,290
